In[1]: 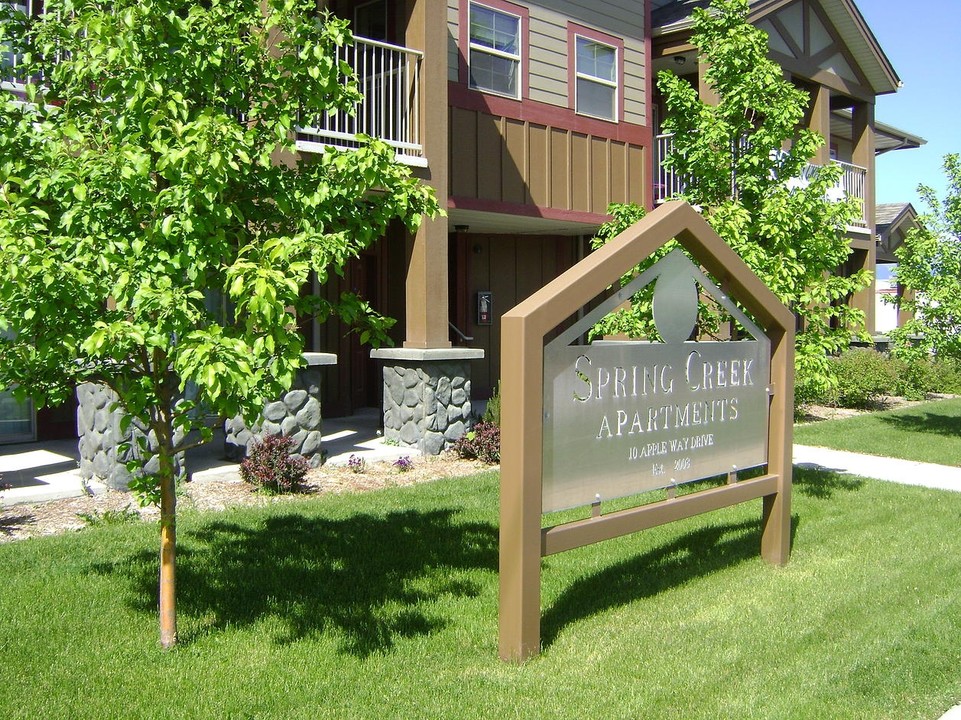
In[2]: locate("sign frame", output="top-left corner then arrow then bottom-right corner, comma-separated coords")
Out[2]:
498,201 -> 795,662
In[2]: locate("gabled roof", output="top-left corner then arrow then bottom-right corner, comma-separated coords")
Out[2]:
876,202 -> 916,231
875,202 -> 920,263
652,0 -> 902,95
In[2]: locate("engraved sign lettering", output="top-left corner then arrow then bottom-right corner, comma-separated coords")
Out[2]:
543,341 -> 769,512
540,250 -> 770,513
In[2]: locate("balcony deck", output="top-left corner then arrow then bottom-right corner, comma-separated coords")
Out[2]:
654,133 -> 869,232
296,36 -> 425,167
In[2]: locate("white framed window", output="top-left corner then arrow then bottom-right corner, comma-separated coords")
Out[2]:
468,2 -> 521,98
574,35 -> 618,121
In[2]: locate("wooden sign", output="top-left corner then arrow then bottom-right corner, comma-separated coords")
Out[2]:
498,202 -> 795,662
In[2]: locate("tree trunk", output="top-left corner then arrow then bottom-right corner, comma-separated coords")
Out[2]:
158,440 -> 178,649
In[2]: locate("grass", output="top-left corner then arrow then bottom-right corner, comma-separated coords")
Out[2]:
2,468 -> 961,719
795,397 -> 961,466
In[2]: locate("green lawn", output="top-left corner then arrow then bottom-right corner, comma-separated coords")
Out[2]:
795,398 -> 961,466
2,468 -> 961,719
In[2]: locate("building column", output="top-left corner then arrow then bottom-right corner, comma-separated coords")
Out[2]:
897,284 -> 915,328
404,0 -> 450,350
375,0 -> 482,454
224,353 -> 337,468
851,100 -> 877,333
697,56 -> 719,105
809,84 -> 832,166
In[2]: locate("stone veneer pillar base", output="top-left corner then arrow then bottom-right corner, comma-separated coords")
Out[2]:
224,352 -> 336,468
76,383 -> 185,491
370,348 -> 485,455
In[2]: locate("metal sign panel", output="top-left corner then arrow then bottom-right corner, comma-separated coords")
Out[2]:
543,340 -> 770,512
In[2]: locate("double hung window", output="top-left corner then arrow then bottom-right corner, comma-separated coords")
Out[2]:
468,2 -> 521,98
574,35 -> 617,121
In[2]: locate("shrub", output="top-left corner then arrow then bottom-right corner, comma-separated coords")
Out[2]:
77,507 -> 141,528
929,356 -> 961,395
827,349 -> 896,408
240,434 -> 309,494
392,456 -> 413,473
890,353 -> 935,401
794,372 -> 833,411
453,421 -> 500,464
483,383 -> 501,426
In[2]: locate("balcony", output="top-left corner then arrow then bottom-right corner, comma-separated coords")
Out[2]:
654,133 -> 868,231
296,36 -> 425,167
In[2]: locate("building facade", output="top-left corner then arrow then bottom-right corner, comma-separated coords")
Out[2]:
0,0 -> 923,448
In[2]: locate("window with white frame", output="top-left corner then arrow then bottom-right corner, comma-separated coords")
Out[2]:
574,35 -> 617,121
468,2 -> 521,98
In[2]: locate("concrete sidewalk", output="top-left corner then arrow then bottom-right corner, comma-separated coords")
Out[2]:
793,444 -> 961,492
1,407 -> 418,507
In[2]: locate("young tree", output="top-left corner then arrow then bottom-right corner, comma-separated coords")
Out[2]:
890,154 -> 961,361
592,0 -> 865,401
0,0 -> 438,648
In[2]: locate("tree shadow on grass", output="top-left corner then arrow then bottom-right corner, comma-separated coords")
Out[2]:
792,465 -> 866,499
541,517 -> 784,648
87,507 -> 498,656
877,411 -> 961,441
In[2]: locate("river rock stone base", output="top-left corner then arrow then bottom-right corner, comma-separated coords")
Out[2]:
382,360 -> 473,455
223,367 -> 325,468
77,383 -> 185,491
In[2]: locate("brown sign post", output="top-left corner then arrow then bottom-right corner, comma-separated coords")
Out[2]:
498,201 -> 795,662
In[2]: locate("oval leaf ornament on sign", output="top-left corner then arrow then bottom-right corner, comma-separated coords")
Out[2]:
652,253 -> 699,344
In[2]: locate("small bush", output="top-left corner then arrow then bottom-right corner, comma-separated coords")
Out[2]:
77,507 -> 141,528
347,454 -> 366,474
240,434 -> 309,494
483,383 -> 501,426
890,354 -> 935,400
929,356 -> 961,395
392,456 -> 413,472
828,349 -> 896,408
453,421 -> 500,464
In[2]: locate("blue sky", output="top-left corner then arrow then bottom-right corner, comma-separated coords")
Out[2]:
859,0 -> 961,210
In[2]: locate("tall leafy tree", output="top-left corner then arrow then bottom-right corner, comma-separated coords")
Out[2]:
890,154 -> 961,360
593,0 -> 865,401
0,0 -> 438,647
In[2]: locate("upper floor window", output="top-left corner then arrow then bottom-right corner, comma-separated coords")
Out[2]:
468,2 -> 521,98
574,35 -> 617,121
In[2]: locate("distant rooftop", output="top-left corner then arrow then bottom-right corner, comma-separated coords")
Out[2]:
876,203 -> 912,229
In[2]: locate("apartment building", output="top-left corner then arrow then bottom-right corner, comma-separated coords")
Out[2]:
0,0 -> 923,449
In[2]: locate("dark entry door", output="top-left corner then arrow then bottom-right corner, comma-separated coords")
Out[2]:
348,252 -> 381,409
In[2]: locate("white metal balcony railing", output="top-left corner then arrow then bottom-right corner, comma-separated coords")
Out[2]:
4,17 -> 425,166
654,133 -> 868,230
296,36 -> 425,166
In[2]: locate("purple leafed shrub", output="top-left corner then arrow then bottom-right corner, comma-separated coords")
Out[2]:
240,434 -> 310,494
347,454 -> 366,474
452,421 -> 500,464
392,455 -> 413,473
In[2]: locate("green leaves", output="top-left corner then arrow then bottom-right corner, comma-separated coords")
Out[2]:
599,0 -> 868,397
891,154 -> 961,361
0,0 -> 437,502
